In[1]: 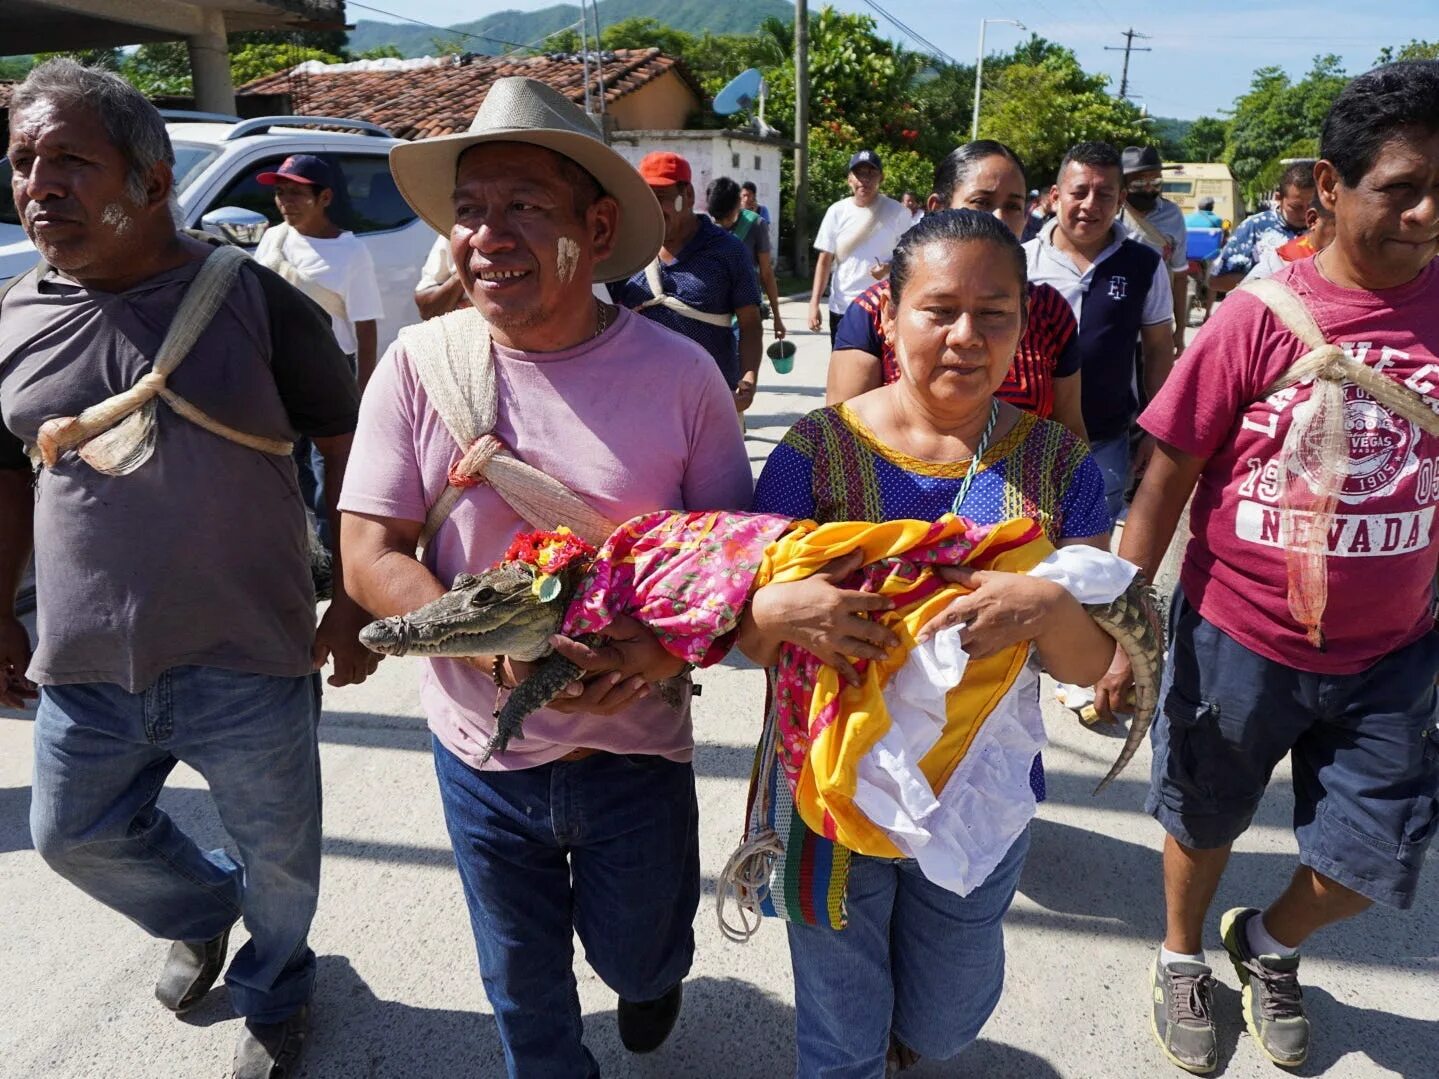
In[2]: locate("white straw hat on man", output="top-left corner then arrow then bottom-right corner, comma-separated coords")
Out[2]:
388,76 -> 663,282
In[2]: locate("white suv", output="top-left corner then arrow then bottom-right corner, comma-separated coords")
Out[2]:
1,112 -> 437,353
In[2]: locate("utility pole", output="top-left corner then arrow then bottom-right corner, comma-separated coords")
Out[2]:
1105,27 -> 1151,98
971,18 -> 1025,140
793,0 -> 809,277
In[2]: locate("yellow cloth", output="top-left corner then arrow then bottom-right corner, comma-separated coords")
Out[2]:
754,515 -> 1055,858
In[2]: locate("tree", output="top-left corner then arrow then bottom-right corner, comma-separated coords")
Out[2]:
229,43 -> 344,86
1181,116 -> 1228,163
124,42 -> 193,96
356,45 -> 405,61
1225,54 -> 1348,202
1376,39 -> 1439,63
978,50 -> 1149,186
34,48 -> 122,71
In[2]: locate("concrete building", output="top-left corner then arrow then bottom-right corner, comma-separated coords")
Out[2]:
0,0 -> 344,113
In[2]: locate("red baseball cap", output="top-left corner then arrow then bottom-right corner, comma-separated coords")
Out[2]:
638,151 -> 691,187
256,154 -> 333,189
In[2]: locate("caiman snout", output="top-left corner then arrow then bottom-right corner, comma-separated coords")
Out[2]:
359,617 -> 408,656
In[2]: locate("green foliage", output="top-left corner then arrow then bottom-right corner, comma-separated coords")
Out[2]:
229,44 -> 344,87
977,50 -> 1149,187
1181,116 -> 1228,163
124,42 -> 192,96
0,55 -> 35,81
1150,116 -> 1192,162
1376,39 -> 1439,63
430,36 -> 468,57
34,48 -> 122,71
355,45 -> 405,61
805,120 -> 931,221
1225,55 -> 1348,203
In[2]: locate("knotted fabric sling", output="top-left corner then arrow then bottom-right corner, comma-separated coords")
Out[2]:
30,244 -> 294,475
632,258 -> 734,327
400,306 -> 620,555
833,202 -> 882,263
253,223 -> 350,324
1238,276 -> 1439,648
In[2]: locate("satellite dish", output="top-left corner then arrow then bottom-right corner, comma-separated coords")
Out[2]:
715,68 -> 763,115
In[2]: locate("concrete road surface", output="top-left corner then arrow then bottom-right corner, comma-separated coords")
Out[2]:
2,300 -> 1435,1078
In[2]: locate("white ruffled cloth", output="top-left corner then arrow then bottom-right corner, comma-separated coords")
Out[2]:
852,545 -> 1137,895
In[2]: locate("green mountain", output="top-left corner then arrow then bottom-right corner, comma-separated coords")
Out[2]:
347,0 -> 794,58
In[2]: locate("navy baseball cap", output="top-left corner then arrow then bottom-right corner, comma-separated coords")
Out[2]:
256,154 -> 333,189
847,149 -> 883,174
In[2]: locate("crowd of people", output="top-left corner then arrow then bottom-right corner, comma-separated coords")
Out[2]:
1,51 -> 1437,1079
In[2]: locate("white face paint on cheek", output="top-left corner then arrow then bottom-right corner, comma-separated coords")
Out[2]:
100,201 -> 134,237
555,236 -> 580,284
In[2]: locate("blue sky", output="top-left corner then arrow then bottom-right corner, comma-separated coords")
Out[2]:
353,0 -> 1433,120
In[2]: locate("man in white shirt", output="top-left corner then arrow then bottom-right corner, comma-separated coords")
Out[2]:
413,234 -> 468,320
254,154 -> 384,390
807,149 -> 913,343
254,154 -> 384,555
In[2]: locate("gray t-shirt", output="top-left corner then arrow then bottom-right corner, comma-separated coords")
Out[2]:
0,239 -> 358,691
727,208 -> 772,265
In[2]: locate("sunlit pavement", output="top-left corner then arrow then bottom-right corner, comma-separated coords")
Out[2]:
2,301 -> 1433,1077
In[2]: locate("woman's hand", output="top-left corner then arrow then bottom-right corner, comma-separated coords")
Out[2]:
916,565 -> 1065,657
742,550 -> 898,685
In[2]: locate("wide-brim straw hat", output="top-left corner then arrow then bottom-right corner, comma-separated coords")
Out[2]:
389,77 -> 663,283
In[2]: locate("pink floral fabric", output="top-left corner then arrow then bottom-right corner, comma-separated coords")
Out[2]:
562,509 -> 795,666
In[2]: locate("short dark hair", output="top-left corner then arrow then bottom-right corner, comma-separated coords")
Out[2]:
741,180 -> 758,194
1321,60 -> 1439,187
1279,161 -> 1317,196
933,140 -> 1026,206
1057,141 -> 1121,185
889,208 -> 1027,308
706,176 -> 742,221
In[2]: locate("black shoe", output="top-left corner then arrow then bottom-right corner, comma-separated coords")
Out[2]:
233,1004 -> 310,1079
617,982 -> 683,1054
155,923 -> 234,1014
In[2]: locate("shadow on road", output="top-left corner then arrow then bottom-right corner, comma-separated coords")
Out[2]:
1,783 -> 31,853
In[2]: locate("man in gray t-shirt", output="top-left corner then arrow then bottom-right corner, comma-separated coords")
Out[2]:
0,60 -> 374,1078
705,175 -> 787,341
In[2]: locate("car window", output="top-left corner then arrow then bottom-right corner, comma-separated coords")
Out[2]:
199,150 -> 415,235
0,159 -> 16,226
171,142 -> 219,194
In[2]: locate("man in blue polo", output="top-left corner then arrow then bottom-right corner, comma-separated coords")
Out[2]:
1024,140 -> 1176,519
612,151 -> 763,414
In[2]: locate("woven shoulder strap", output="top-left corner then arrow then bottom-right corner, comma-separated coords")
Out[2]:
635,258 -> 734,327
400,307 -> 617,555
255,224 -> 350,323
1241,277 -> 1439,437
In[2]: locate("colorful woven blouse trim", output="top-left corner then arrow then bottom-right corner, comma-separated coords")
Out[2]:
833,402 -> 1036,480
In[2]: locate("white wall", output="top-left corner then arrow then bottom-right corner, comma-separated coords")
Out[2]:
609,132 -> 783,222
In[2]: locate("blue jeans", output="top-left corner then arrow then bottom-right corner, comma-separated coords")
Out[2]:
787,826 -> 1031,1079
433,740 -> 699,1078
1088,434 -> 1131,523
29,667 -> 323,1023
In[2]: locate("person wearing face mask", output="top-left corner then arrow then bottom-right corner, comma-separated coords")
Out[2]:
826,140 -> 1087,444
1119,146 -> 1190,359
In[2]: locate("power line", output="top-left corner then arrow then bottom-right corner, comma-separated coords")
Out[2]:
857,0 -> 960,65
1104,27 -> 1151,98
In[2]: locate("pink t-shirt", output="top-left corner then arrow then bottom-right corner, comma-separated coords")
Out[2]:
339,308 -> 754,768
1142,257 -> 1439,673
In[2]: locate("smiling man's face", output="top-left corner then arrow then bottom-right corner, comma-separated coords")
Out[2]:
1055,160 -> 1123,250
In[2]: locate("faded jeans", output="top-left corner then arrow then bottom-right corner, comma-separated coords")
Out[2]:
29,666 -> 323,1023
786,826 -> 1031,1079
433,739 -> 699,1078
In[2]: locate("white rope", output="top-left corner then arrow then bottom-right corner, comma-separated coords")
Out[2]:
635,258 -> 734,327
715,829 -> 785,943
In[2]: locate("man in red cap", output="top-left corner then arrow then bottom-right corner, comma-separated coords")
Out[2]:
610,151 -> 764,413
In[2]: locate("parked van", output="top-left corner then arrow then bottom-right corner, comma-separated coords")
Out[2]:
1160,162 -> 1245,227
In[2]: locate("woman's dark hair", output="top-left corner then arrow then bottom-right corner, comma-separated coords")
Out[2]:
932,140 -> 1027,206
889,209 -> 1028,307
1321,61 -> 1439,187
706,176 -> 742,220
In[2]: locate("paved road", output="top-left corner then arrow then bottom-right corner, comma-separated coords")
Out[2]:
2,300 -> 1435,1078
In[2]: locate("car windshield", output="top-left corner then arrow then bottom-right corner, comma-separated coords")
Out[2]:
0,142 -> 217,225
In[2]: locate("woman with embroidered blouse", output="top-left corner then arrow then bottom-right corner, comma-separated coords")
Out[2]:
737,210 -> 1116,1077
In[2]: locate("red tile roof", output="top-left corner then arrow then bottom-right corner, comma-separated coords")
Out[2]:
238,49 -> 703,140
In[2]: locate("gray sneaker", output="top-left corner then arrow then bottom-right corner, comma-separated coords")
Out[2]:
1220,907 -> 1309,1068
1150,955 -> 1218,1073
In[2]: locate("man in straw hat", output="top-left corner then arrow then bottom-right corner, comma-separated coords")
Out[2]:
0,59 -> 377,1078
339,78 -> 752,1073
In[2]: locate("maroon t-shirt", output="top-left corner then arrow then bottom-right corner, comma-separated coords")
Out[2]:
1141,257 -> 1439,673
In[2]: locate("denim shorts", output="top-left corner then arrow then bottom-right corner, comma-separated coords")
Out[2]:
1146,589 -> 1439,909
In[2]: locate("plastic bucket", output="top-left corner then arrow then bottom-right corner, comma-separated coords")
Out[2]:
767,338 -> 796,374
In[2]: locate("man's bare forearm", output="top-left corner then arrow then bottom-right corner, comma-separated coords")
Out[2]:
356,320 -> 378,395
1141,324 -> 1176,400
0,469 -> 33,616
1117,443 -> 1207,582
809,252 -> 833,307
340,513 -> 447,620
415,275 -> 468,320
736,307 -> 763,381
758,252 -> 782,311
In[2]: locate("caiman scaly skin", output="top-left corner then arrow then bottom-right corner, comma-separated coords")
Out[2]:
359,561 -> 686,763
1081,572 -> 1165,794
